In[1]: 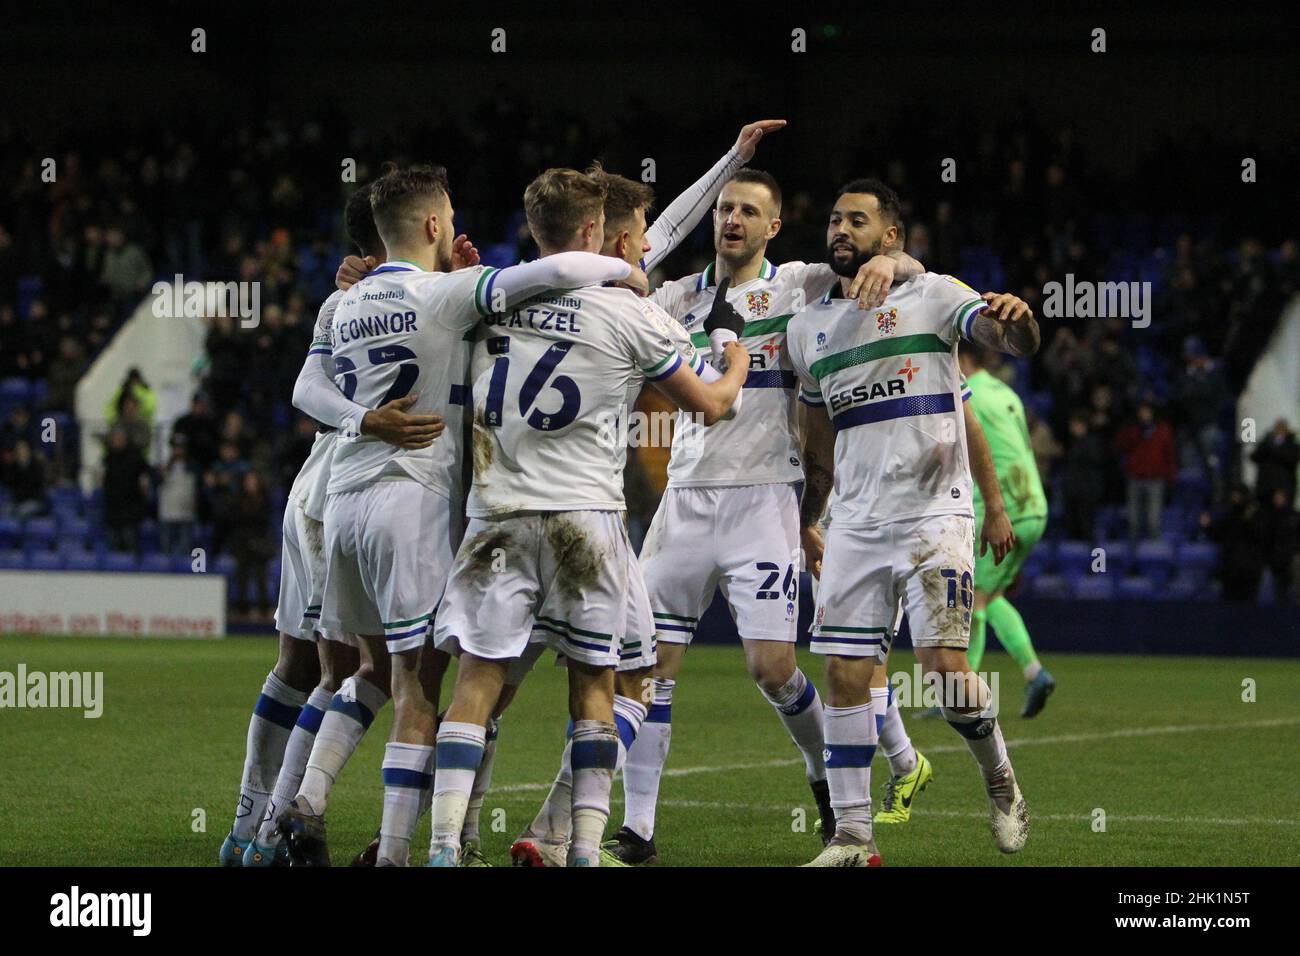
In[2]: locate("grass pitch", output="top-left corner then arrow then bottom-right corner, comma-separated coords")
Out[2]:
1,634 -> 1297,866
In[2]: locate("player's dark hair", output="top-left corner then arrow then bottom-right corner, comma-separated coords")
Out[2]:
369,163 -> 451,247
524,168 -> 608,249
586,161 -> 656,236
726,168 -> 782,216
344,182 -> 383,259
836,177 -> 902,225
958,339 -> 989,367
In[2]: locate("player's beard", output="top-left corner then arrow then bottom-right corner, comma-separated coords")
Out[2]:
827,237 -> 882,278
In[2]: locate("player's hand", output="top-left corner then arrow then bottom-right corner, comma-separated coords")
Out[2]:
979,507 -> 1017,564
980,291 -> 1033,325
610,266 -> 650,297
848,255 -> 897,310
451,234 -> 480,270
704,276 -> 745,337
801,524 -> 825,580
360,394 -> 445,449
336,254 -> 376,291
733,119 -> 788,162
719,339 -> 749,372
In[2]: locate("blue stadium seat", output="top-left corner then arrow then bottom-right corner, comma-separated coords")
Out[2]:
101,552 -> 139,573
1098,539 -> 1132,570
22,516 -> 58,552
1134,540 -> 1175,583
1074,575 -> 1115,600
65,551 -> 99,572
0,517 -> 20,548
50,485 -> 83,513
0,377 -> 33,403
28,551 -> 65,571
0,548 -> 25,569
59,515 -> 91,541
171,554 -> 196,574
138,520 -> 160,552
1117,575 -> 1157,600
1030,574 -> 1071,599
139,552 -> 172,574
1177,541 -> 1218,573
1054,540 -> 1093,576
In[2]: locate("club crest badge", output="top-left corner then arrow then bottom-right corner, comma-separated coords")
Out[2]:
746,290 -> 771,317
876,307 -> 898,334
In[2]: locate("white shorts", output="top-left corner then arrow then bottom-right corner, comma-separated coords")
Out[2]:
811,513 -> 974,660
275,502 -> 323,642
320,480 -> 455,653
641,484 -> 801,646
434,511 -> 634,669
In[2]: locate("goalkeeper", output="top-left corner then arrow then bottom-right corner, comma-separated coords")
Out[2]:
958,343 -> 1056,718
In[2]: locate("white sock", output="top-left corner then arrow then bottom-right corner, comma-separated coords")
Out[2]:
429,721 -> 485,859
761,668 -> 827,782
569,720 -> 619,866
378,742 -> 434,866
1024,660 -> 1043,681
622,677 -> 673,841
874,683 -> 917,777
823,700 -> 876,844
528,736 -> 574,845
462,717 -> 499,845
256,684 -> 331,845
942,677 -> 1008,780
232,671 -> 307,841
612,694 -> 647,773
296,676 -> 389,814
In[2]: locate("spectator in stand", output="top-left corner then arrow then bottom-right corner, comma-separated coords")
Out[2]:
1208,484 -> 1265,602
100,225 -> 153,305
171,392 -> 219,474
114,393 -> 153,457
1251,419 -> 1299,508
1,439 -> 47,518
230,470 -> 274,618
44,335 -> 87,413
1116,400 -> 1178,543
205,439 -> 248,556
1062,411 -> 1106,540
104,367 -> 157,429
1027,407 -> 1063,485
157,433 -> 198,557
1170,336 -> 1228,502
1260,488 -> 1298,603
101,426 -> 150,553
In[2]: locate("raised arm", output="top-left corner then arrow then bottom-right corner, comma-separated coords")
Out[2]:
964,400 -> 1015,563
643,119 -> 787,273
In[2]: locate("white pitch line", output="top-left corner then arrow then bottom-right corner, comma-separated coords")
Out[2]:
491,716 -> 1300,795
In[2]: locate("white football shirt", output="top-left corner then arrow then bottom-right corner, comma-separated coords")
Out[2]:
787,273 -> 988,527
466,285 -> 696,516
650,259 -> 838,487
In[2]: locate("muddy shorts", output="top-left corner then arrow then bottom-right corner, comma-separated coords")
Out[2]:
433,510 -> 634,669
811,513 -> 974,660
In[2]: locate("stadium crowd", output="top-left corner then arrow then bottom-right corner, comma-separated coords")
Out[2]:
1,110 -> 1298,611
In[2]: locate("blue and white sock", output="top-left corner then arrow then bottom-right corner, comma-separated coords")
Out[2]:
622,677 -> 673,841
762,668 -> 827,783
256,684 -> 331,845
877,683 -> 917,776
296,675 -> 388,814
612,694 -> 647,772
378,742 -> 435,866
461,717 -> 499,846
428,721 -> 485,860
823,700 -> 876,844
569,720 -> 619,866
232,671 -> 307,842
